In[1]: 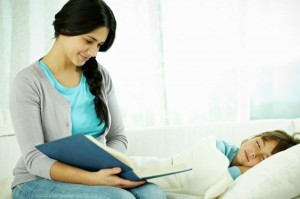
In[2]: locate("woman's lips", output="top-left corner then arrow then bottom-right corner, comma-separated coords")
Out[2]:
80,54 -> 90,61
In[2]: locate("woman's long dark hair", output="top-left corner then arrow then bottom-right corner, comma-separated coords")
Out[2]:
53,0 -> 117,126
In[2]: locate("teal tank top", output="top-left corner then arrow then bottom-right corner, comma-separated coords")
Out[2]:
39,60 -> 105,137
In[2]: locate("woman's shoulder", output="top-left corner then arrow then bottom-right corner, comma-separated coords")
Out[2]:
14,60 -> 42,81
12,60 -> 45,90
96,62 -> 110,78
96,62 -> 114,92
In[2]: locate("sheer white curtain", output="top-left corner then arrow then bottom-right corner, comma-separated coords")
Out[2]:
101,0 -> 167,127
1,0 -> 300,129
160,0 -> 300,125
245,1 -> 300,119
0,0 -> 65,107
161,0 -> 249,125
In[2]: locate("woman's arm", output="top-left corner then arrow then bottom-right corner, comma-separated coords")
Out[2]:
105,91 -> 128,151
10,72 -> 56,179
50,161 -> 145,188
100,66 -> 128,152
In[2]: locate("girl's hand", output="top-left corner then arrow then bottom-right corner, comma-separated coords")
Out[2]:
90,167 -> 146,188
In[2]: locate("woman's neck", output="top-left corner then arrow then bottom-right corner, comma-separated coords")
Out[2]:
42,40 -> 78,74
41,41 -> 83,88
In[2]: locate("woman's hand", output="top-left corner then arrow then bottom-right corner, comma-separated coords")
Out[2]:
90,167 -> 146,188
50,161 -> 146,188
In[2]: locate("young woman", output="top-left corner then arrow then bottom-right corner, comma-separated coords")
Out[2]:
10,0 -> 166,198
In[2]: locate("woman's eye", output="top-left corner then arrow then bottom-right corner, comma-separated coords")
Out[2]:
85,39 -> 93,44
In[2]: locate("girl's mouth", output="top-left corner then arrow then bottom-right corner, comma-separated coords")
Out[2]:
245,150 -> 249,162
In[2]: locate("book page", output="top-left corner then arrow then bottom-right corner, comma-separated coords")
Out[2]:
85,135 -> 136,169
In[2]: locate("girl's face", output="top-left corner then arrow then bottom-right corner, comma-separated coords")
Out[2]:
59,26 -> 109,67
235,137 -> 278,167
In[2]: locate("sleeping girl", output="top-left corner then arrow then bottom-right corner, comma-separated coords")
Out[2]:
131,130 -> 300,198
216,130 -> 300,180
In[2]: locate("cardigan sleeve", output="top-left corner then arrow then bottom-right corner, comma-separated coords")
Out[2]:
10,70 -> 56,180
99,65 -> 128,153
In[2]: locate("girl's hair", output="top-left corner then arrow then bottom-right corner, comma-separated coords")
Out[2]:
53,0 -> 117,126
242,130 -> 300,155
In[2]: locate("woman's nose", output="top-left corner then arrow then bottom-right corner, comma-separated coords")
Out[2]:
88,46 -> 98,57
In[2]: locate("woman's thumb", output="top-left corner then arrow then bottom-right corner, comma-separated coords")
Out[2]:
109,167 -> 122,175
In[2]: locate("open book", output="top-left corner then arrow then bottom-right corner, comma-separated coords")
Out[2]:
36,134 -> 192,181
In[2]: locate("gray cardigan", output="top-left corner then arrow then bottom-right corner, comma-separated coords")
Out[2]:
10,61 -> 127,188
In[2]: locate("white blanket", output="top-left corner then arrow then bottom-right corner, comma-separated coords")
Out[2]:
131,136 -> 233,199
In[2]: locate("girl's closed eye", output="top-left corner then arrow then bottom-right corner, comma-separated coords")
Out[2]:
256,140 -> 261,148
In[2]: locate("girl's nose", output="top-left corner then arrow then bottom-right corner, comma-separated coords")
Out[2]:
250,150 -> 256,158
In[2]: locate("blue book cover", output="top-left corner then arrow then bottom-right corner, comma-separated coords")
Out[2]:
36,134 -> 192,181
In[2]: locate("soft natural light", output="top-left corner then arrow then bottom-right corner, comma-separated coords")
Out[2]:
1,0 -> 300,128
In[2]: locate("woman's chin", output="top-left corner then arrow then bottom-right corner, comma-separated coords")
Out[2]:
75,60 -> 86,67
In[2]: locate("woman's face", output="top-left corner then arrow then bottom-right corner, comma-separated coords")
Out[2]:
59,26 -> 109,67
235,137 -> 278,167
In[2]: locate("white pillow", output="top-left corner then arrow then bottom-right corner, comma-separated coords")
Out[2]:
219,144 -> 300,199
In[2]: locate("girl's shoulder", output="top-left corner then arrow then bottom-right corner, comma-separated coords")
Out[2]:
216,139 -> 239,157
